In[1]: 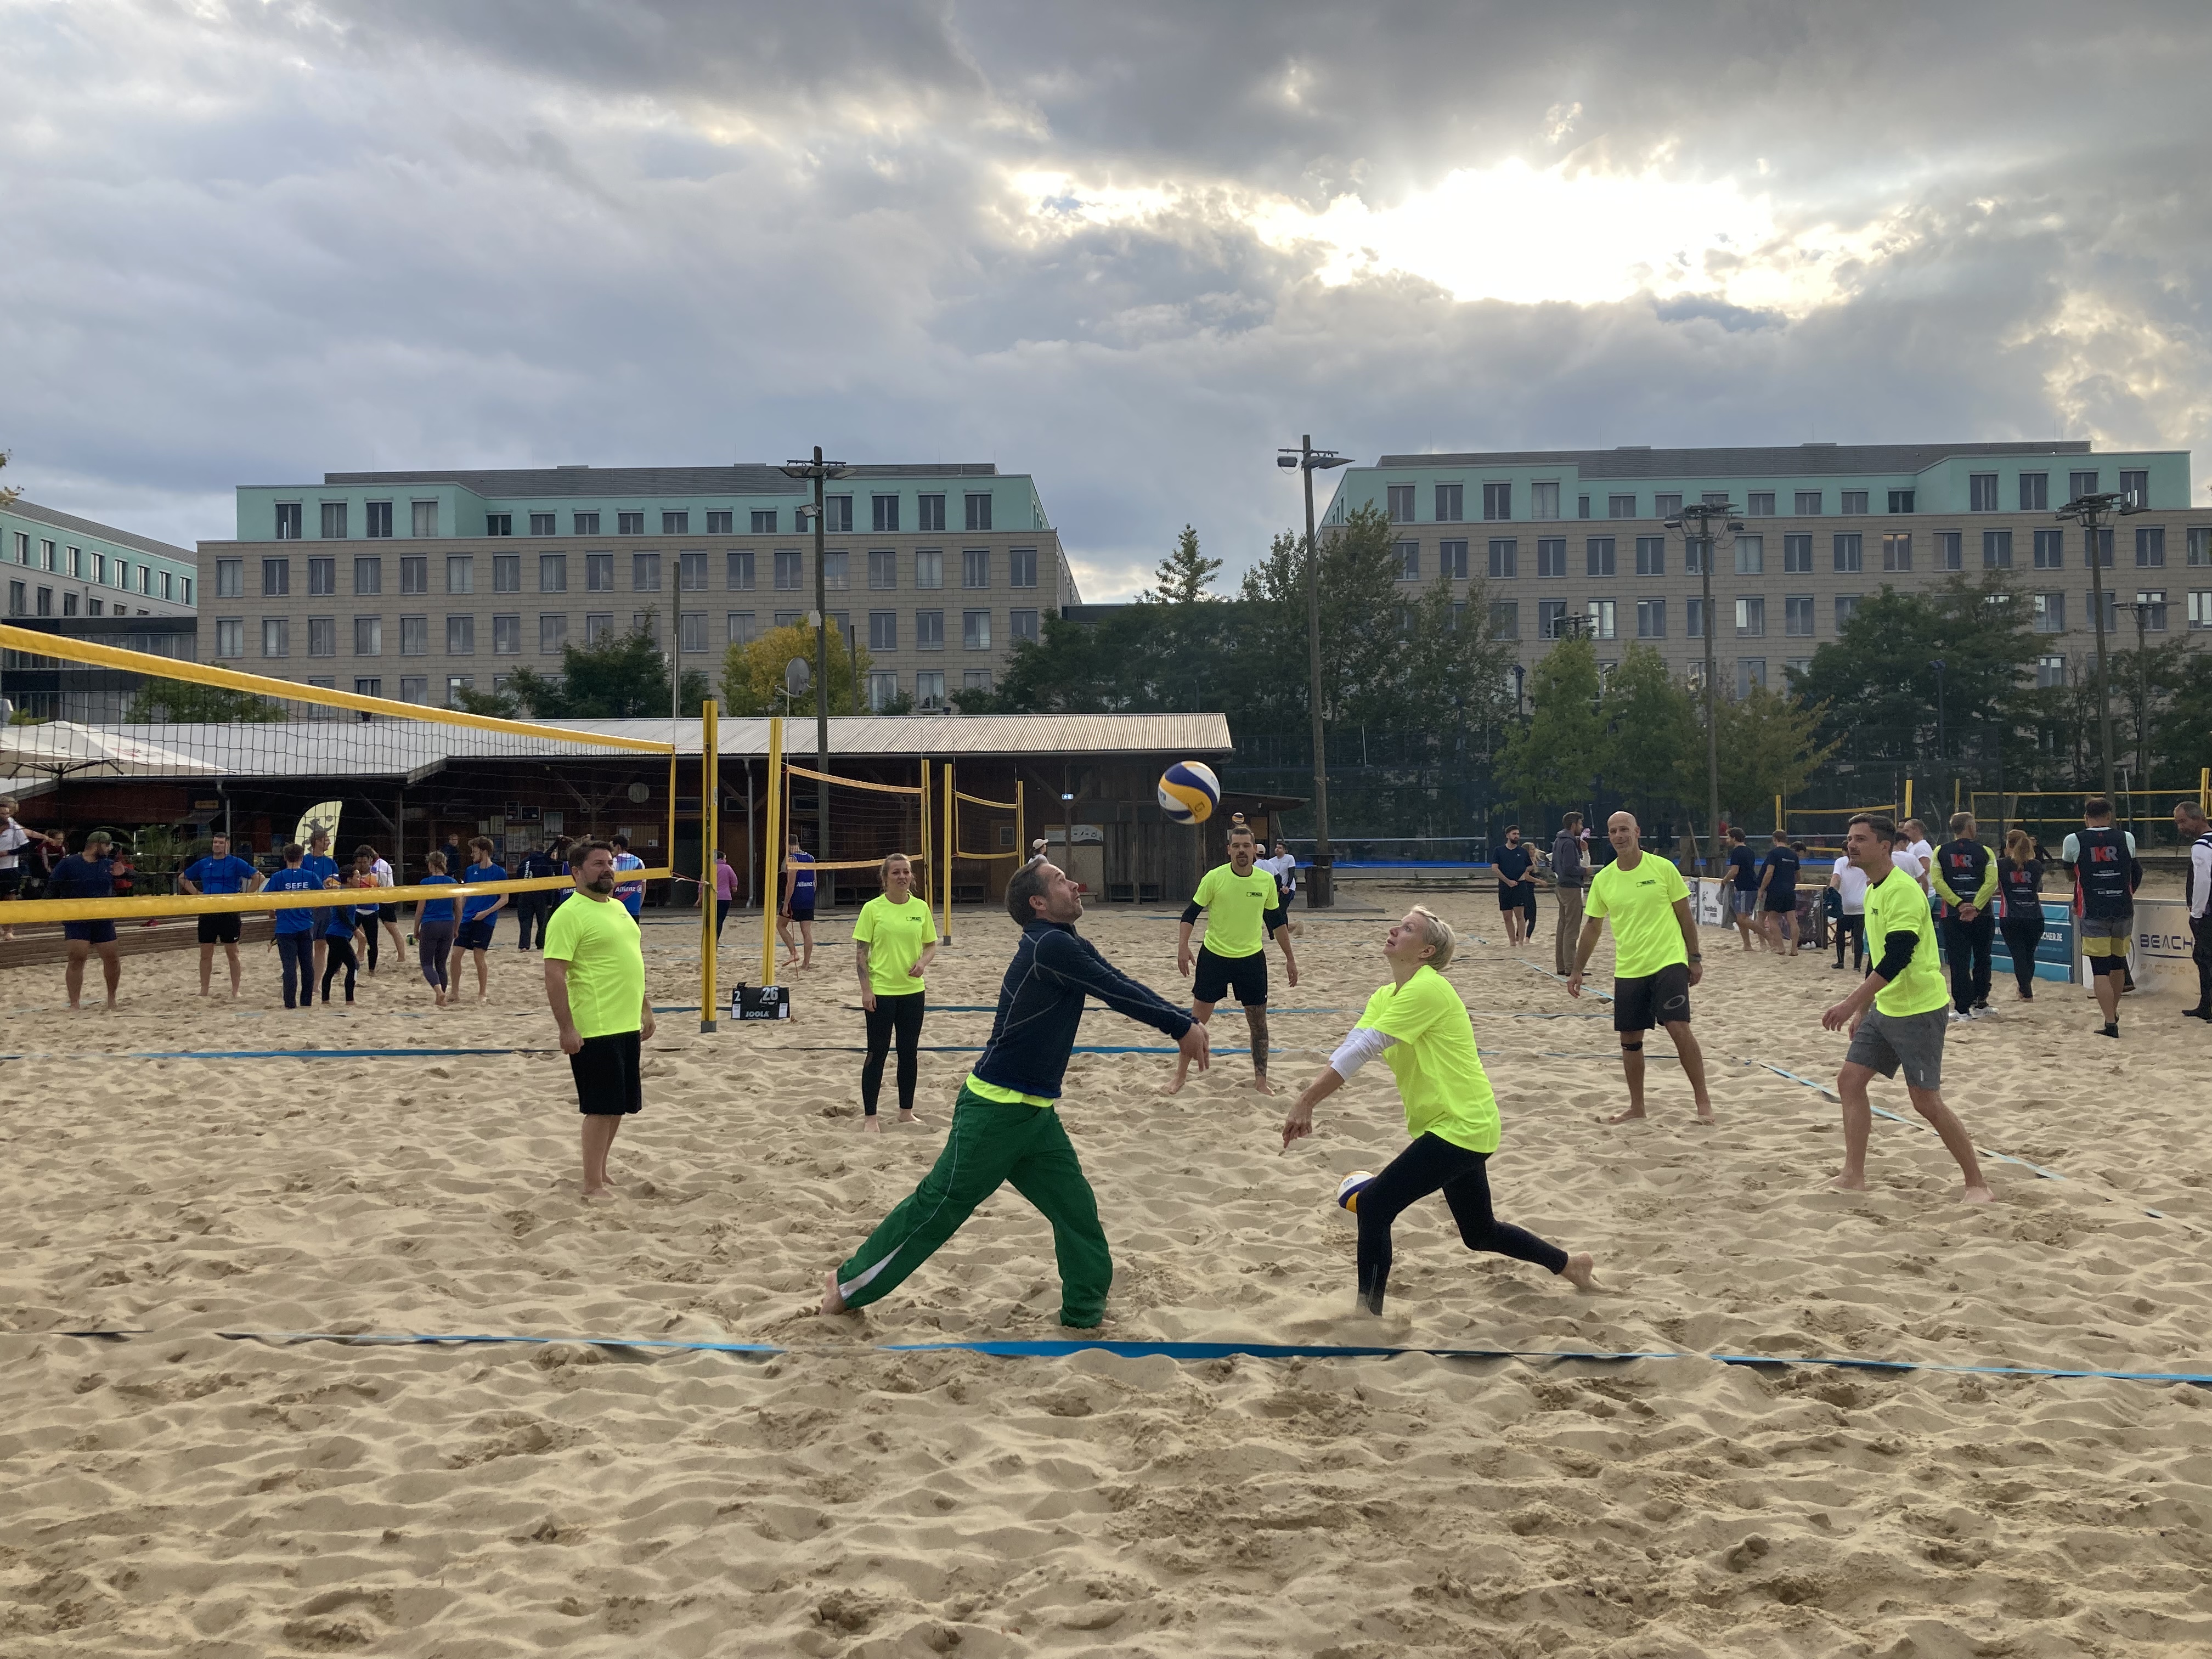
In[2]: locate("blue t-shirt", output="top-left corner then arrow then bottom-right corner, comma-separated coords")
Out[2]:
45,855 -> 113,901
460,862 -> 508,922
613,853 -> 645,917
788,850 -> 816,901
301,852 -> 338,891
1726,844 -> 1760,890
418,872 -> 459,923
182,854 -> 258,895
262,866 -> 324,934
324,903 -> 358,939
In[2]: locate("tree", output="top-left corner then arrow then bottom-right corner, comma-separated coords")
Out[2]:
1599,644 -> 1700,815
126,680 -> 286,721
1233,503 -> 1405,733
0,449 -> 18,511
988,608 -> 1166,713
1141,525 -> 1222,606
720,619 -> 868,716
507,620 -> 708,718
1497,633 -> 1605,810
1713,681 -> 1837,822
454,685 -> 523,719
1133,525 -> 1233,712
2151,646 -> 2212,786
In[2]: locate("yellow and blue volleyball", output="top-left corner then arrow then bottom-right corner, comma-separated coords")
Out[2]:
1335,1170 -> 1376,1213
1156,760 -> 1221,826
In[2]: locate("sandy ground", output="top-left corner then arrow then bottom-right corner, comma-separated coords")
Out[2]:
4,890 -> 2210,1657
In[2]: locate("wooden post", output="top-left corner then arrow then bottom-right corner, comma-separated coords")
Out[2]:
699,699 -> 718,1032
943,759 -> 955,946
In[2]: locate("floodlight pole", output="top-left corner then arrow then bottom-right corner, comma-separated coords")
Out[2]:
1668,503 -> 1739,878
2058,491 -> 2136,800
1280,436 -> 1353,908
784,447 -> 851,896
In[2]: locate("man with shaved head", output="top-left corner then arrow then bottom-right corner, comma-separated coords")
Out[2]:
1567,812 -> 1714,1124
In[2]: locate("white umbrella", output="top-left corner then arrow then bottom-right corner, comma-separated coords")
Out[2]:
0,720 -> 222,779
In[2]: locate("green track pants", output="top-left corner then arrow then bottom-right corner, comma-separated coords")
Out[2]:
834,1084 -> 1112,1328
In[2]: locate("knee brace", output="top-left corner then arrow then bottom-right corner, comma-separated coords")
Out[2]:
1621,1040 -> 1644,1053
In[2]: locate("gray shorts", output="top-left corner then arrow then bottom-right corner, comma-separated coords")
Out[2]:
2079,913 -> 2132,945
1845,1006 -> 1946,1090
1731,890 -> 1759,918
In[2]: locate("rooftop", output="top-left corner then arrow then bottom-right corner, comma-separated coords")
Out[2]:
307,464 -> 1001,497
3,498 -> 197,561
1370,442 -> 2101,478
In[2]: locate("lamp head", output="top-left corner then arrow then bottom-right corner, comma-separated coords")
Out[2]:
1727,520 -> 1746,533
1316,454 -> 1353,470
1277,454 -> 1299,470
1663,517 -> 1683,531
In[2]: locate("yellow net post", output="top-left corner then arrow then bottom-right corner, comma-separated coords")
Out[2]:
761,715 -> 782,988
2200,766 -> 2208,813
1903,779 -> 1914,823
1774,793 -> 1782,833
699,700 -> 718,1033
1015,779 -> 1025,870
918,755 -> 932,907
942,760 -> 955,945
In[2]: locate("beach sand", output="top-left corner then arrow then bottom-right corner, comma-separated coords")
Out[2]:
3,893 -> 2209,1655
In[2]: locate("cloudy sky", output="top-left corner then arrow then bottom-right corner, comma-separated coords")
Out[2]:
5,1 -> 2210,598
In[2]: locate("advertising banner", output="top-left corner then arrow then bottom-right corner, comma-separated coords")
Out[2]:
1991,900 -> 2077,985
2117,900 -> 2198,998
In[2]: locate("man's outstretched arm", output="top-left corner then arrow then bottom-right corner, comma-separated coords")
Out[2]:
1037,929 -> 1194,1038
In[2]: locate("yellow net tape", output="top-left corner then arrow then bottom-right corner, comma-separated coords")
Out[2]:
954,789 -> 1017,810
783,763 -> 922,797
952,849 -> 1019,862
1,872 -> 672,924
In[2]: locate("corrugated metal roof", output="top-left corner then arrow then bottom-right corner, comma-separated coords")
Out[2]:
1370,442 -> 2101,478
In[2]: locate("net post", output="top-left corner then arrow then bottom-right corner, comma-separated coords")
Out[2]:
699,699 -> 719,1033
763,716 -> 782,988
918,752 -> 932,907
943,760 -> 954,946
1903,779 -> 1913,823
1774,793 -> 1782,833
1015,779 -> 1024,878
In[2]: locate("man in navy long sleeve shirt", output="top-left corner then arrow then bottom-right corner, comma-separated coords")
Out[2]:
823,857 -> 1210,1328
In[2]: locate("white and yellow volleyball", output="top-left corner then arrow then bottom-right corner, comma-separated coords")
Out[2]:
1335,1170 -> 1376,1214
1156,760 -> 1221,826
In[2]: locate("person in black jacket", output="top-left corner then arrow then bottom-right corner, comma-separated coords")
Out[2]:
514,837 -> 563,951
1995,829 -> 2045,1001
822,857 -> 1211,1328
1932,811 -> 1997,1018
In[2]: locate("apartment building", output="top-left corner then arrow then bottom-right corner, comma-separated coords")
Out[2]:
196,462 -> 1081,709
1321,442 -> 2209,698
1,498 -> 198,622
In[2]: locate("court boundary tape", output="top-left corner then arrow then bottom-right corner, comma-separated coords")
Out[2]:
25,1327 -> 2209,1389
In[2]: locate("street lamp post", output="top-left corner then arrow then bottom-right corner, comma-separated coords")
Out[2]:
1278,438 -> 1353,907
1664,501 -> 1744,878
781,447 -> 851,890
1931,657 -> 1947,793
2055,490 -> 2143,799
2129,599 -> 2157,788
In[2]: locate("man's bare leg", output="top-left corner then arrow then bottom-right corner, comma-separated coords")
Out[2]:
1245,1003 -> 1274,1094
821,1269 -> 849,1314
1603,1029 -> 1647,1123
198,943 -> 216,996
2094,967 -> 2120,1033
1666,1019 -> 1714,1120
1905,1083 -> 1994,1201
581,1115 -> 621,1198
799,921 -> 814,969
225,942 -> 243,997
64,942 -> 88,1009
100,946 -> 121,1008
1167,998 -> 1216,1093
1832,1061 -> 1875,1189
313,938 -> 328,1002
474,949 -> 489,1001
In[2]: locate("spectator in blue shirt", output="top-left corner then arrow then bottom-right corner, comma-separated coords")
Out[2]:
47,830 -> 121,1010
179,832 -> 264,998
301,828 -> 340,992
611,834 -> 647,920
262,843 -> 326,1011
454,835 -> 510,1003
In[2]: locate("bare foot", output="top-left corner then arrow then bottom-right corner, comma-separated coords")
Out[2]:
1601,1105 -> 1647,1124
582,1183 -> 613,1201
896,1111 -> 924,1127
1830,1172 -> 1868,1192
1561,1253 -> 1599,1291
820,1269 -> 849,1316
1249,1074 -> 1277,1095
1960,1183 -> 1996,1204
1693,1104 -> 1716,1124
860,1116 -> 883,1134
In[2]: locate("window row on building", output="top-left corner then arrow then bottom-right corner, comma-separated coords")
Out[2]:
304,665 -> 995,714
1482,587 -> 2212,643
5,582 -> 170,619
1381,471 -> 2157,525
219,547 -> 1044,600
272,493 -> 1002,540
208,607 -> 1045,661
1387,527 -> 2210,581
9,531 -> 190,602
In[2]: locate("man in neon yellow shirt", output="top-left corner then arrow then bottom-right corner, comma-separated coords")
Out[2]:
1568,811 -> 1713,1124
1281,905 -> 1595,1313
1171,823 -> 1297,1095
544,841 -> 655,1200
1821,814 -> 1993,1201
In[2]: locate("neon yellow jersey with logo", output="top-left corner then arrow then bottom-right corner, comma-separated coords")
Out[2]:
1355,966 -> 1500,1154
1584,855 -> 1690,978
1863,864 -> 1950,1017
1190,862 -> 1280,958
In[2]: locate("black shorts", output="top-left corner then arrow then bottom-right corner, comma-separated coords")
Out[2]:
1496,885 -> 1522,911
1763,893 -> 1799,913
785,899 -> 815,923
1614,963 -> 1692,1031
570,1029 -> 644,1116
197,913 -> 242,945
455,917 -> 496,952
63,921 -> 117,945
0,868 -> 20,896
1193,944 -> 1268,1006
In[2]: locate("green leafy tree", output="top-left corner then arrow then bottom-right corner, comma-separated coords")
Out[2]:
1233,504 -> 1404,732
126,680 -> 287,721
1498,633 -> 1605,810
1714,681 -> 1837,821
1599,643 -> 1700,814
720,619 -> 868,716
1135,526 -> 1232,712
2151,646 -> 2212,786
507,619 -> 708,718
454,686 -> 523,719
0,449 -> 19,511
1141,525 -> 1222,605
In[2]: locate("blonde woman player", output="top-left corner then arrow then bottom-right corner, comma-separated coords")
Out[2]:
1280,905 -> 1596,1314
853,852 -> 939,1131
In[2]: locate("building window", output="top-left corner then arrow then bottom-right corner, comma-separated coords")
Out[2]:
916,610 -> 945,650
6,532 -> 22,563
60,590 -> 78,616
2032,528 -> 2064,569
488,554 -> 519,593
866,670 -> 899,711
1011,607 -> 1040,643
1487,538 -> 1517,578
963,609 -> 992,650
1009,546 -> 1038,588
692,510 -> 726,536
1395,540 -> 1420,580
1793,490 -> 1822,516
866,494 -> 901,534
38,539 -> 55,571
261,557 -> 290,596
916,670 -> 946,710
484,514 -> 512,537
1383,484 -> 1415,523
1982,529 -> 2013,569
1771,533 -> 1808,574
1736,658 -> 1766,697
1482,482 -> 1512,521
2188,590 -> 2212,631
261,618 -> 288,657
618,511 -> 644,535
307,617 -> 335,657
2091,526 -> 2114,567
354,677 -> 382,698
820,495 -> 851,534
736,510 -> 769,537
1538,599 -> 1570,639
1586,537 -> 1616,577
1586,598 -> 1617,639
1440,539 -> 1468,579
487,614 -> 518,655
298,556 -> 331,596
2033,592 -> 2064,633
1735,596 -> 1765,637
1609,494 -> 1638,519
571,511 -> 599,536
1430,482 -> 1463,523
2121,469 -> 2148,507
1536,538 -> 1566,578
528,512 -> 556,536
411,501 -> 439,537
1887,490 -> 1915,514
2089,589 -> 2117,631
1734,536 -> 1763,575
539,614 -> 568,654
868,611 -> 898,650
2069,470 -> 2099,502
652,511 -> 684,536
88,596 -> 105,616
1924,530 -> 1959,572
2188,528 -> 2212,567
1967,473 -> 1999,511
319,503 -> 348,539
358,501 -> 391,539
674,549 -> 704,591
915,549 -> 943,590
2135,526 -> 2166,567
398,616 -> 428,656
672,611 -> 704,654
1650,493 -> 1679,519
1684,535 -> 1705,575
1841,491 -> 1869,515
1489,601 -> 1519,639
527,552 -> 564,595
446,554 -> 474,594
726,612 -> 755,645
1832,533 -> 1863,573
1627,535 -> 1661,577
812,550 -> 843,590
770,551 -> 800,591
628,551 -> 659,591
442,674 -> 471,706
1882,532 -> 1912,572
1635,599 -> 1665,639
353,617 -> 382,655
387,674 -> 422,703
443,615 -> 472,654
1835,595 -> 1860,630
579,552 -> 611,592
1530,482 -> 1560,521
275,503 -> 303,539
866,549 -> 898,590
2018,473 -> 2049,511
1742,492 -> 1773,517
397,555 -> 426,595
913,495 -> 944,533
163,573 -> 177,602
1685,597 -> 1705,638
214,618 -> 243,656
2036,654 -> 2066,690
2135,589 -> 2168,630
962,670 -> 993,693
1785,596 -> 1814,637
585,613 -> 614,645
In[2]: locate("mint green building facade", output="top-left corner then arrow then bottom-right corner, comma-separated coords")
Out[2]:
2,498 -> 197,620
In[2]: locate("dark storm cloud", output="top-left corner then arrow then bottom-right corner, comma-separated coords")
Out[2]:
2,0 -> 2208,597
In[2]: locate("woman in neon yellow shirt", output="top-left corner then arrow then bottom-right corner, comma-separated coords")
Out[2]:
1281,905 -> 1598,1314
853,851 -> 940,1132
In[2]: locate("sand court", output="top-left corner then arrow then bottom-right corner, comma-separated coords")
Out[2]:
4,895 -> 2210,1655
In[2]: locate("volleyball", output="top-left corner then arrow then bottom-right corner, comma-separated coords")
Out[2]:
1156,760 -> 1221,825
1335,1170 -> 1376,1214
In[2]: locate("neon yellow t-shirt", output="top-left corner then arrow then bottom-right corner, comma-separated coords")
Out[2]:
964,1073 -> 1051,1109
543,890 -> 645,1039
854,893 -> 937,997
1584,854 -> 1690,978
1864,864 -> 1950,1017
1355,966 -> 1500,1154
1191,861 -> 1280,958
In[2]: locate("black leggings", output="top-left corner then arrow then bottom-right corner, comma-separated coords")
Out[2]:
2000,917 -> 2044,996
359,913 -> 380,973
1833,913 -> 1864,970
861,991 -> 924,1116
321,936 -> 359,1003
1940,910 -> 1994,1012
417,918 -> 454,990
1356,1133 -> 1567,1314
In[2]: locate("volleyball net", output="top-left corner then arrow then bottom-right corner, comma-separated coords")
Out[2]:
1782,803 -> 1899,856
940,765 -> 1024,943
